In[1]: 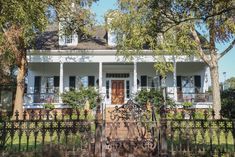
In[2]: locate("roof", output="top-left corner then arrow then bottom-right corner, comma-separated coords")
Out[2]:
33,23 -> 209,51
34,23 -> 113,50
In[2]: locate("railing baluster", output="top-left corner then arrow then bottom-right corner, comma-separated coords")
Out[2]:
186,121 -> 190,155
209,120 -> 213,156
18,121 -> 22,151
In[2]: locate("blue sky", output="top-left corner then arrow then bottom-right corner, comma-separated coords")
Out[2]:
91,0 -> 235,82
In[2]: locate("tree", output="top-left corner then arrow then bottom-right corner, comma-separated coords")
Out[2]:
0,0 -> 98,118
225,77 -> 235,89
109,0 -> 235,118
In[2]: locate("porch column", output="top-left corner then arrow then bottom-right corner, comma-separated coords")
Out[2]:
133,62 -> 138,95
99,62 -> 103,95
173,57 -> 177,101
59,62 -> 64,103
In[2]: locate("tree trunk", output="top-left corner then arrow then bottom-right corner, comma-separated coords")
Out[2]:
13,54 -> 27,119
210,61 -> 221,119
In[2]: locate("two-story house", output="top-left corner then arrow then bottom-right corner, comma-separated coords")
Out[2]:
24,22 -> 212,109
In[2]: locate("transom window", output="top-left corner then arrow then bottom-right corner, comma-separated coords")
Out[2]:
106,73 -> 129,78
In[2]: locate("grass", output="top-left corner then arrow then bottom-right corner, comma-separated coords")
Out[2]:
1,110 -> 235,156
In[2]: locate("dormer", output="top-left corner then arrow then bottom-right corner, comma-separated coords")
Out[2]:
58,22 -> 78,46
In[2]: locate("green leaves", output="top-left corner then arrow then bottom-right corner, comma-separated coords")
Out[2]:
109,0 -> 234,78
61,87 -> 100,109
135,89 -> 175,109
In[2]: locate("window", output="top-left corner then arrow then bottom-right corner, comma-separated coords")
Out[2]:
88,76 -> 95,87
182,76 -> 194,88
65,35 -> 73,44
194,75 -> 201,93
106,80 -> 109,99
194,75 -> 201,88
34,76 -> 41,93
34,76 -> 59,93
140,75 -> 158,90
78,76 -> 88,88
106,73 -> 129,78
177,76 -> 182,88
54,76 -> 59,93
141,75 -> 147,87
126,80 -> 130,98
69,76 -> 76,90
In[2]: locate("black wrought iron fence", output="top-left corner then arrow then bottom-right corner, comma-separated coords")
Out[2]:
164,109 -> 235,157
0,109 -> 95,157
1,102 -> 235,157
103,100 -> 235,157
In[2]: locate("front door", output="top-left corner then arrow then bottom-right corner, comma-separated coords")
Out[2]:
111,80 -> 124,104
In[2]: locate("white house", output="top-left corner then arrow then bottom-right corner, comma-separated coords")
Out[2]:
24,23 -> 212,109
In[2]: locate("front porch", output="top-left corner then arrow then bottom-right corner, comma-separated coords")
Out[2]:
24,62 -> 212,109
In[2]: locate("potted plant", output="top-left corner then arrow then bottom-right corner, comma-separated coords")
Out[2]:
182,101 -> 193,109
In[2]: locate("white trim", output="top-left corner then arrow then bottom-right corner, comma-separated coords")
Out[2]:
173,57 -> 177,101
99,62 -> 103,95
104,70 -> 132,105
59,62 -> 64,103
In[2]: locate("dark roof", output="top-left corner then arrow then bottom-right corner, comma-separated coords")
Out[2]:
34,23 -> 209,51
34,24 -> 113,50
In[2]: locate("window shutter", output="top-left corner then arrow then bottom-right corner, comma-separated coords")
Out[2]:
177,76 -> 182,87
141,75 -> 147,87
88,76 -> 95,87
34,76 -> 41,93
54,76 -> 60,88
194,75 -> 201,87
69,76 -> 76,90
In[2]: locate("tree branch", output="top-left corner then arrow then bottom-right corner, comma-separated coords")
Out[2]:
218,39 -> 235,60
190,27 -> 211,66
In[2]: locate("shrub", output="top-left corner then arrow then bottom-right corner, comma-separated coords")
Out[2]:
44,103 -> 55,110
221,89 -> 235,119
135,89 -> 175,109
61,87 -> 100,109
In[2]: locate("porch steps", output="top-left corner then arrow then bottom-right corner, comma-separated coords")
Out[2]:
104,107 -> 142,140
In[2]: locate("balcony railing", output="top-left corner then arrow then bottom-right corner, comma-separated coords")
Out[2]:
139,87 -> 212,103
177,93 -> 212,102
24,93 -> 59,104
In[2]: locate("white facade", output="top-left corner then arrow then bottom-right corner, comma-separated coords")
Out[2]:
24,50 -> 212,108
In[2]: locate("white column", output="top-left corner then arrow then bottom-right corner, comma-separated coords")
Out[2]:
173,58 -> 177,102
99,62 -> 103,94
203,66 -> 210,93
133,62 -> 138,95
59,62 -> 64,103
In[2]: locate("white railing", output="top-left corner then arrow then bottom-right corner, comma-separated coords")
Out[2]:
24,93 -> 60,104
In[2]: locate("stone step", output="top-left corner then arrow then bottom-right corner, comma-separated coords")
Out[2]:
104,107 -> 146,139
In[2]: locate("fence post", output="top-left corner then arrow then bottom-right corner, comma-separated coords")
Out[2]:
95,104 -> 102,157
160,107 -> 168,157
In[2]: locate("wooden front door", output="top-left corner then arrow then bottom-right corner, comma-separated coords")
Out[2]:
111,80 -> 125,104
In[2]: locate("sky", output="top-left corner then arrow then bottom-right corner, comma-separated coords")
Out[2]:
91,0 -> 235,82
